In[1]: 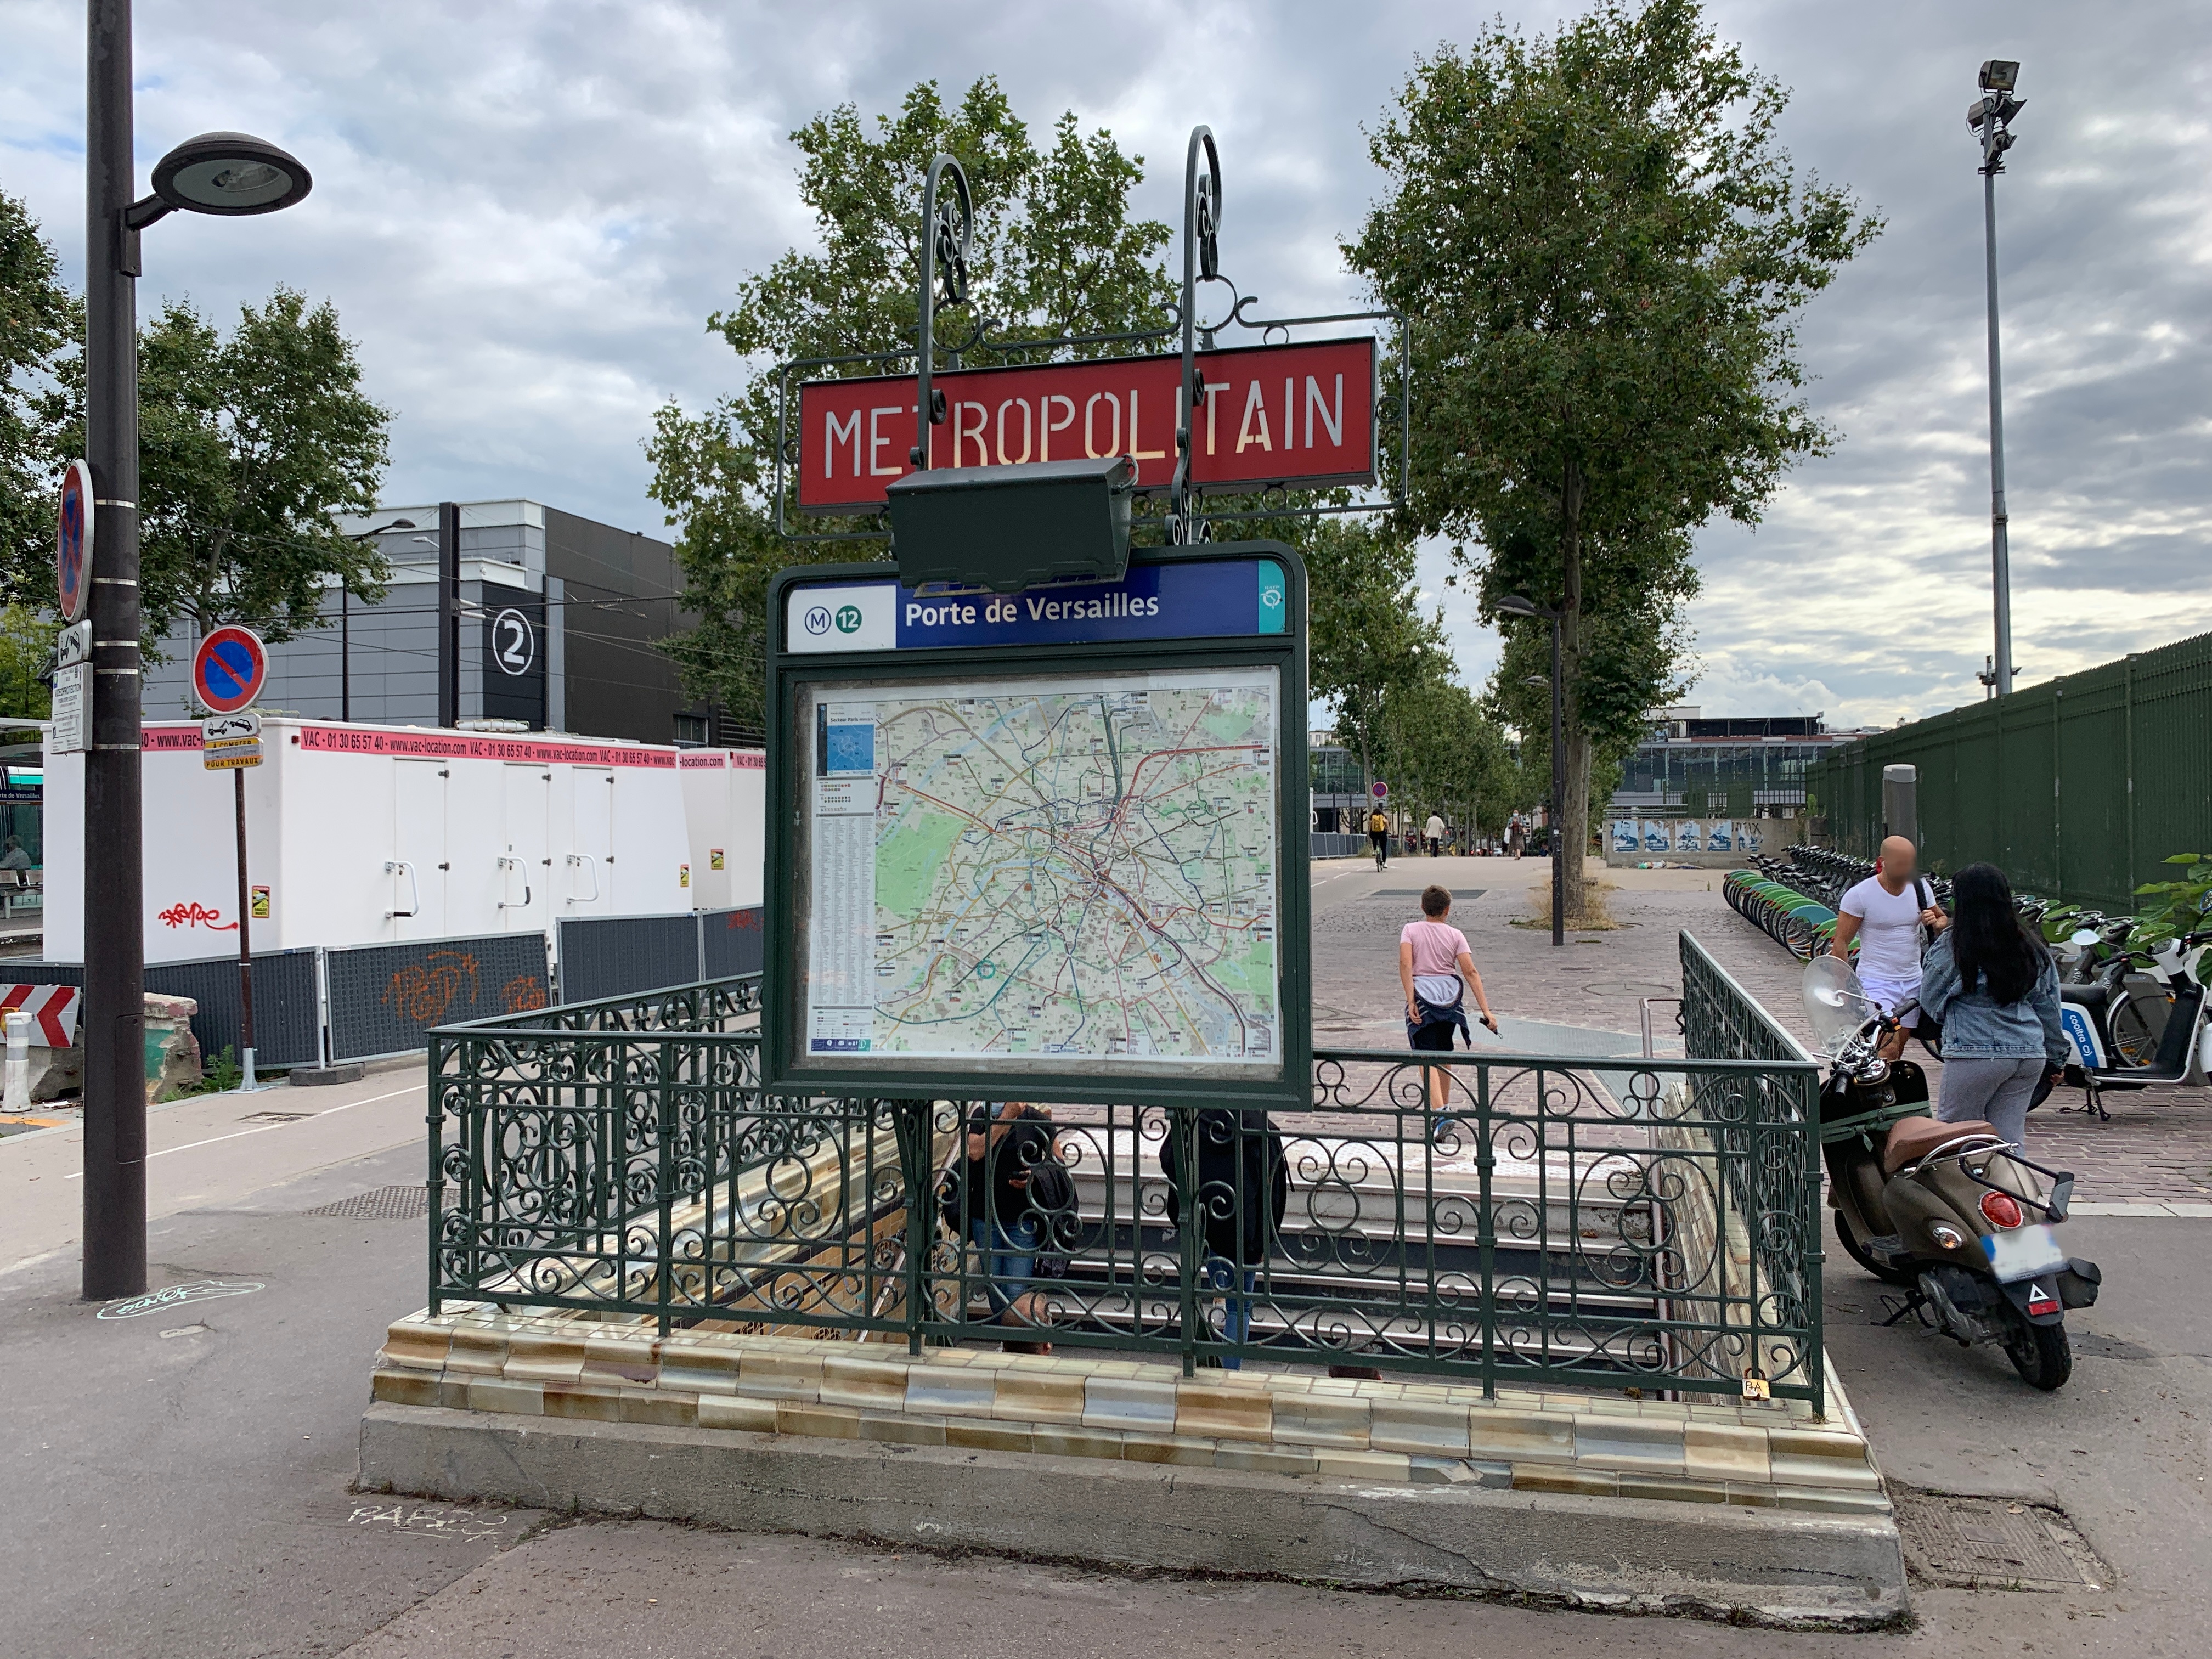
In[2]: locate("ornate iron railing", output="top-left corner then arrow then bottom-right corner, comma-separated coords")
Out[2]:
427,964 -> 1822,1410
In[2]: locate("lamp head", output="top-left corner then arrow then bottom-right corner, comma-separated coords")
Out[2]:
151,131 -> 312,216
1495,593 -> 1538,618
1978,59 -> 2019,93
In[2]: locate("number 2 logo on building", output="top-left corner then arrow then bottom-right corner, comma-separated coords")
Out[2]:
491,608 -> 537,676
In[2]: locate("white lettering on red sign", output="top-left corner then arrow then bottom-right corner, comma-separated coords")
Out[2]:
797,337 -> 1375,513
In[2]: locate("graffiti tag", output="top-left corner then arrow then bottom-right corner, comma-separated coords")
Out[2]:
500,974 -> 549,1013
382,950 -> 479,1024
156,901 -> 237,931
97,1279 -> 265,1319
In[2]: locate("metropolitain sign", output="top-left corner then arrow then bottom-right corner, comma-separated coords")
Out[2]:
795,336 -> 1376,513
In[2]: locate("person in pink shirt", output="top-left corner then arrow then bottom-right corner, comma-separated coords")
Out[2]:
1398,885 -> 1499,1113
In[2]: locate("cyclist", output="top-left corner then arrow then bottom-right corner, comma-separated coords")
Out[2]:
1369,805 -> 1391,869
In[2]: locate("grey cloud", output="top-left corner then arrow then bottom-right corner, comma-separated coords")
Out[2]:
2,0 -> 2205,725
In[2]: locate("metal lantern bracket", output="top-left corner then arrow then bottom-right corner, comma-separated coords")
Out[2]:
769,126 -> 1409,548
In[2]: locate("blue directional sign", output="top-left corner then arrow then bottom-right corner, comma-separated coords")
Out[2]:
784,555 -> 1288,654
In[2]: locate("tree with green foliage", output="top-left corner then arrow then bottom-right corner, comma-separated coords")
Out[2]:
1346,0 -> 1878,914
648,78 -> 1175,728
0,188 -> 82,610
1378,665 -> 1524,844
5,182 -> 391,651
57,288 -> 393,645
1301,517 -> 1438,803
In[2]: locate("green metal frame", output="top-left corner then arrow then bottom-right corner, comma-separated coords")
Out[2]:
760,540 -> 1312,1111
426,968 -> 1824,1407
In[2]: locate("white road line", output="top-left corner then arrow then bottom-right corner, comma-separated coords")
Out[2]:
61,1082 -> 426,1180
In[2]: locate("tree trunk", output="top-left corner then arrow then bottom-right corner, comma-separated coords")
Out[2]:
1559,458 -> 1589,921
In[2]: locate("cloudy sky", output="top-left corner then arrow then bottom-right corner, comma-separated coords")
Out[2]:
3,0 -> 2207,729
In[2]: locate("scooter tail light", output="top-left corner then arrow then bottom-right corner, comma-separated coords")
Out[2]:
1980,1190 -> 2024,1229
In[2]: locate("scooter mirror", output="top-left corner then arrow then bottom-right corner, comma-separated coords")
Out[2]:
2070,929 -> 2100,946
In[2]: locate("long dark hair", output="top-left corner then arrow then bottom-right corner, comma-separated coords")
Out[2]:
1948,862 -> 2045,1005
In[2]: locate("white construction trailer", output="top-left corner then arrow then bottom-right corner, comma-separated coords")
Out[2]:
44,719 -> 764,965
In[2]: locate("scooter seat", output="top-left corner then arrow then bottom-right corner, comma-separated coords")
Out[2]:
2059,981 -> 2110,1014
1882,1115 -> 2000,1176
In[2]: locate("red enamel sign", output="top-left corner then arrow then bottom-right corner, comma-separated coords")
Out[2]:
796,336 -> 1376,514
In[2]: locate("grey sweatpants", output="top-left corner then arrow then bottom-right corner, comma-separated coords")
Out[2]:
1937,1055 -> 2046,1149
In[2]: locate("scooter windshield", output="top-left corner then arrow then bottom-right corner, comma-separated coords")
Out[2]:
1802,955 -> 1874,1057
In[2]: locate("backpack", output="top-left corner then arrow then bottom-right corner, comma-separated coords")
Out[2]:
1912,877 -> 1945,1057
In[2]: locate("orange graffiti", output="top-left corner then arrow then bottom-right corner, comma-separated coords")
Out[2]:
500,974 -> 549,1013
382,950 -> 479,1023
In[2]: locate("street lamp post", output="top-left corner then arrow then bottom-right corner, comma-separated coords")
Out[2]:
1969,59 -> 2024,698
1497,594 -> 1565,948
82,0 -> 311,1302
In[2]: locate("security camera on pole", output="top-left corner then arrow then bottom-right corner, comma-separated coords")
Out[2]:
1968,58 -> 2024,698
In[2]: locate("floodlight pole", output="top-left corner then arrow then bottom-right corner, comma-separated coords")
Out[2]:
83,0 -> 148,1301
1972,65 -> 2023,698
1170,127 -> 1221,546
910,156 -> 972,472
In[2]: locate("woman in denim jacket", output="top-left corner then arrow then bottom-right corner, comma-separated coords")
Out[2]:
1917,862 -> 2068,1149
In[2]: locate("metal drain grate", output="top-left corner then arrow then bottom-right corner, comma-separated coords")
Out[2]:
241,1110 -> 315,1124
1367,889 -> 1485,900
1893,1490 -> 2105,1591
301,1184 -> 428,1220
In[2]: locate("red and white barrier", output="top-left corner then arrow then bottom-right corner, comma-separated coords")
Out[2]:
1,985 -> 81,1047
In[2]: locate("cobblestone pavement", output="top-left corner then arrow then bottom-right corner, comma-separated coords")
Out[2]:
1310,855 -> 2212,1207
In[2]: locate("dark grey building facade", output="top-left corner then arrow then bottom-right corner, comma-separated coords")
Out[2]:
142,500 -> 720,744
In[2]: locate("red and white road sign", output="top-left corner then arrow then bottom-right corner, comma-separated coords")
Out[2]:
797,336 -> 1376,513
191,625 -> 268,714
57,459 -> 93,623
1,984 -> 81,1047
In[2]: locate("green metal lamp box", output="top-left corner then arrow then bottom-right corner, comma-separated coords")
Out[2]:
887,455 -> 1133,593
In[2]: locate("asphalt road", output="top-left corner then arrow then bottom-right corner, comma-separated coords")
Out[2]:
3,873 -> 2205,1656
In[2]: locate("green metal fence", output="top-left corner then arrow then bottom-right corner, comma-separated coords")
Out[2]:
1809,629 -> 2212,912
426,963 -> 1823,1410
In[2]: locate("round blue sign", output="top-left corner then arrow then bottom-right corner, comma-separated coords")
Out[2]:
191,624 -> 268,714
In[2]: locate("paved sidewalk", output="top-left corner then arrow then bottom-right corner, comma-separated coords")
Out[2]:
0,1062 -> 429,1280
1313,856 -> 2212,1208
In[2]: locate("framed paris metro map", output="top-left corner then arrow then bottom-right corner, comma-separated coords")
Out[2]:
764,545 -> 1311,1109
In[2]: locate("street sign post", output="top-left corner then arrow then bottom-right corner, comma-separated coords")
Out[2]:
764,543 -> 1309,1110
57,459 -> 93,623
49,620 -> 92,756
192,631 -> 268,1090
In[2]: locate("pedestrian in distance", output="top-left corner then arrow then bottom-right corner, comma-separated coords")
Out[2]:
1369,804 -> 1391,869
1830,834 -> 1944,1061
1425,811 -> 1446,857
1400,885 -> 1500,1119
0,836 -> 29,873
1917,863 -> 2067,1151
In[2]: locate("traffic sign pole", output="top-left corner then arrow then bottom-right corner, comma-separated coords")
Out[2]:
233,767 -> 256,1090
190,634 -> 268,1092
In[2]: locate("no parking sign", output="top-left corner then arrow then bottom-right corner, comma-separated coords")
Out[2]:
192,625 -> 268,715
56,459 -> 93,623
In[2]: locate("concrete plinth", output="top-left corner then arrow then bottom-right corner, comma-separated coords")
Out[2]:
359,1402 -> 1905,1626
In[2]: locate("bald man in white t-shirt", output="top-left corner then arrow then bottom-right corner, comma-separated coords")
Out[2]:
1830,836 -> 1948,1059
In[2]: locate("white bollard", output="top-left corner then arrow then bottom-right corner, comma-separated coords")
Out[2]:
3,1009 -> 31,1113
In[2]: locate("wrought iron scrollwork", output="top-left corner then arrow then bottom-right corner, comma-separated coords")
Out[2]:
911,153 -> 974,470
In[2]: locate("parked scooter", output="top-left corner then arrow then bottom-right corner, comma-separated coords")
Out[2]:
1804,956 -> 2100,1391
2055,927 -> 2212,1119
